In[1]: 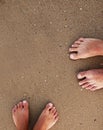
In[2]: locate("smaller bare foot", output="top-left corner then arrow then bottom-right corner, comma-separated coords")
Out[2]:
77,69 -> 103,91
69,38 -> 103,60
12,100 -> 29,130
33,103 -> 59,130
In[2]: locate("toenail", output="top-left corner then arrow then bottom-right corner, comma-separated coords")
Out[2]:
70,54 -> 74,59
77,74 -> 82,79
48,103 -> 53,107
23,100 -> 27,103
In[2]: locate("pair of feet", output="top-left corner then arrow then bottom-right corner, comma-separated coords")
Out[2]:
69,38 -> 103,91
12,38 -> 103,130
12,100 -> 59,130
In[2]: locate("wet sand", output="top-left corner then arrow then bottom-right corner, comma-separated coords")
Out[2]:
0,0 -> 103,130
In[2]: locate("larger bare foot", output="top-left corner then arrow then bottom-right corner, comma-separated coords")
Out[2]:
33,103 -> 59,130
69,38 -> 103,60
77,69 -> 103,91
12,100 -> 29,130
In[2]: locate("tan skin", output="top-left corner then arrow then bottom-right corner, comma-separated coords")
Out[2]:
69,38 -> 103,91
12,101 -> 59,130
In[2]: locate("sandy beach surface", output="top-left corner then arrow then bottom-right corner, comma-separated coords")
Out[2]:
0,0 -> 103,130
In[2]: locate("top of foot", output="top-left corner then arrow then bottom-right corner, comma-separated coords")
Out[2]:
69,37 -> 103,60
77,69 -> 103,91
12,100 -> 29,130
33,103 -> 59,130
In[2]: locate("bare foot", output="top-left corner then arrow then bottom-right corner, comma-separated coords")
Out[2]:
12,100 -> 29,130
77,69 -> 103,91
33,103 -> 59,130
69,38 -> 103,60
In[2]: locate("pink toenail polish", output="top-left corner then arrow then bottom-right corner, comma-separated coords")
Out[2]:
23,100 -> 27,103
77,74 -> 81,79
48,103 -> 53,106
70,55 -> 73,59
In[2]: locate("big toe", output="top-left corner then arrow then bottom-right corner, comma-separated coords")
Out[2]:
77,71 -> 87,79
70,53 -> 79,60
23,100 -> 29,109
46,103 -> 53,110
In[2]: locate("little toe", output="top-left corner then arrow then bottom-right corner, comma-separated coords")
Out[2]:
46,103 -> 53,111
90,86 -> 97,91
77,71 -> 87,79
12,107 -> 16,113
12,105 -> 18,115
70,53 -> 79,60
23,100 -> 29,109
69,47 -> 78,52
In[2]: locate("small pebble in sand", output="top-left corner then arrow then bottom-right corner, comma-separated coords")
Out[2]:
94,119 -> 96,122
81,89 -> 83,91
64,25 -> 68,28
63,10 -> 66,13
57,29 -> 62,32
65,42 -> 68,45
80,7 -> 83,11
50,21 -> 52,24
34,24 -> 36,26
23,93 -> 27,97
21,75 -> 24,79
56,75 -> 59,78
15,44 -> 18,47
80,123 -> 83,125
57,29 -> 59,32
44,80 -> 47,82
34,8 -> 36,11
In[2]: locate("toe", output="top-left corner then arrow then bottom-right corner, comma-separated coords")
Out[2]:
78,37 -> 84,42
70,53 -> 79,60
77,71 -> 87,79
90,86 -> 97,91
46,103 -> 53,111
12,105 -> 17,114
12,107 -> 16,113
79,79 -> 88,85
85,85 -> 94,90
18,102 -> 23,108
23,100 -> 29,109
14,105 -> 18,109
71,44 -> 79,48
69,47 -> 78,52
74,41 -> 82,44
81,83 -> 90,88
54,110 -> 58,116
17,103 -> 20,108
51,107 -> 56,114
55,115 -> 59,122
